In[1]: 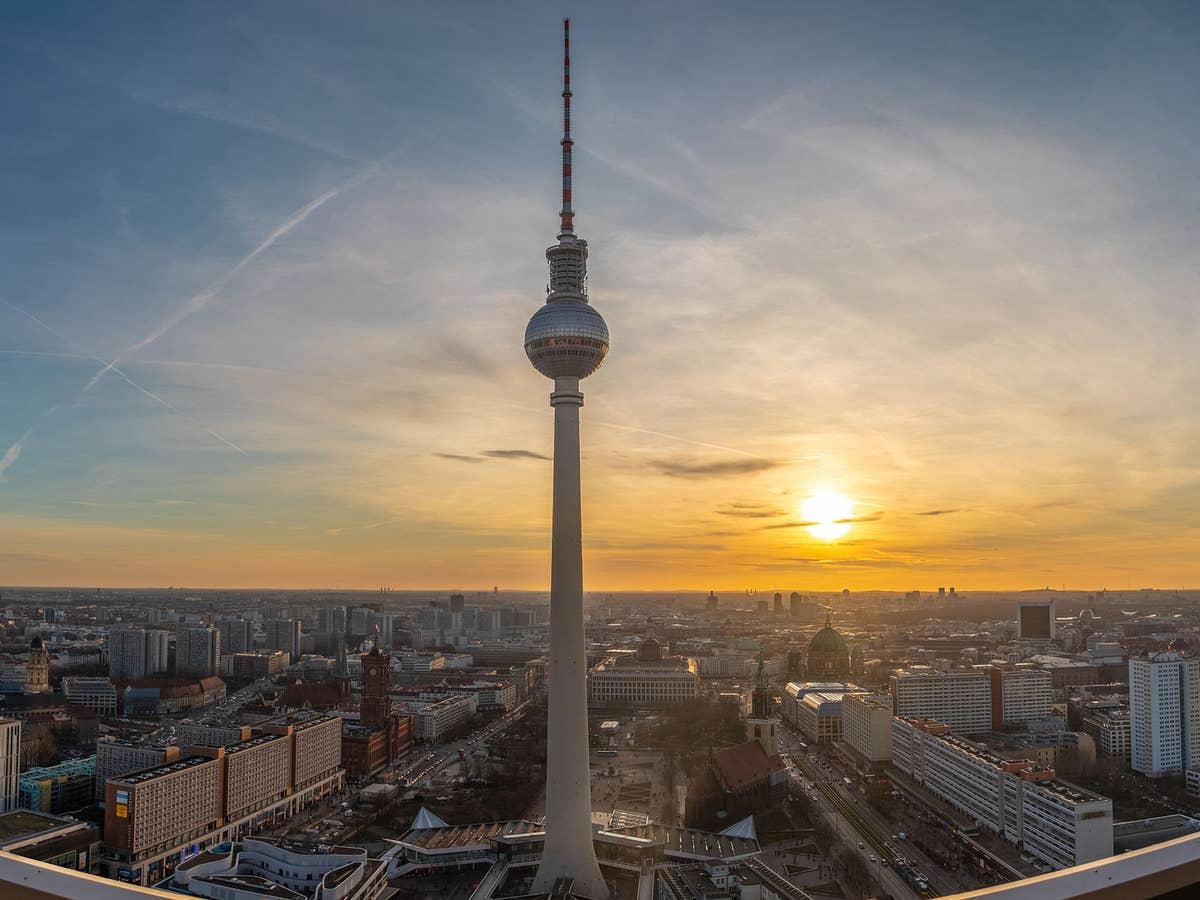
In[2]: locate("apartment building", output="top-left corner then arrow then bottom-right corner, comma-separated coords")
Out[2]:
890,666 -> 992,734
102,714 -> 343,885
991,667 -> 1053,728
1083,708 -> 1132,763
108,626 -> 169,680
1129,652 -> 1200,778
95,737 -> 181,805
842,692 -> 893,768
175,723 -> 251,755
892,717 -> 1112,870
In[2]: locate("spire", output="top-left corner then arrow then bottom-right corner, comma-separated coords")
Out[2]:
559,17 -> 574,235
825,612 -> 833,629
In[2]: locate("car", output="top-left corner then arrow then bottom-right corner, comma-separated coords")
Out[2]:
858,842 -> 865,849
868,855 -> 877,863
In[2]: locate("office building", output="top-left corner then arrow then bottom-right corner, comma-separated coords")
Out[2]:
176,625 -> 220,678
892,717 -> 1112,870
19,757 -> 95,814
108,626 -> 169,680
588,654 -> 700,708
1083,708 -> 1132,763
1,718 -> 21,813
62,676 -> 119,717
265,618 -> 302,663
231,649 -> 287,680
991,666 -> 1053,727
217,618 -> 253,656
797,689 -> 847,745
399,695 -> 476,743
842,692 -> 893,768
1129,652 -> 1200,778
1019,600 -> 1056,641
890,666 -> 992,734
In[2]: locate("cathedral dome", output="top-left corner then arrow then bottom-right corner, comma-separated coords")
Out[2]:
808,622 -> 847,655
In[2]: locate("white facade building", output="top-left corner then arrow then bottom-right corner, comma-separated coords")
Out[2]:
1129,653 -> 1200,778
588,657 -> 700,708
842,692 -> 893,765
892,717 -> 1112,870
890,666 -> 991,734
996,667 -> 1053,727
399,695 -> 476,743
0,718 -> 19,813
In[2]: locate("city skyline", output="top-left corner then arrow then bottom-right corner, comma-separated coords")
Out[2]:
2,2 -> 1199,590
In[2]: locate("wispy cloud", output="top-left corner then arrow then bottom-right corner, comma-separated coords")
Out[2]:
717,503 -> 786,518
0,429 -> 33,483
435,453 -> 484,463
916,508 -> 962,517
481,449 -> 550,461
653,457 -> 781,478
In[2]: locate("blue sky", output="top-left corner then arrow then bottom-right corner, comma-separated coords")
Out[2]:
1,1 -> 1197,589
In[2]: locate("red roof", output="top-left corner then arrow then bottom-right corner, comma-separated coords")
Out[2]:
713,740 -> 787,792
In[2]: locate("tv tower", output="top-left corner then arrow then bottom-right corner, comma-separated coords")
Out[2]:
524,18 -> 610,900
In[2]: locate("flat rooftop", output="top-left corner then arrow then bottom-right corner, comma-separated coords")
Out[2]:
0,810 -> 74,842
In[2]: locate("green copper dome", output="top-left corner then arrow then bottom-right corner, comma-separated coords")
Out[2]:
808,617 -> 847,655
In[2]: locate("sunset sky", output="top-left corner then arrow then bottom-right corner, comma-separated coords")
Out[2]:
1,2 -> 1197,590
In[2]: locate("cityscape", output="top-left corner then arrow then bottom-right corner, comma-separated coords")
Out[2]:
2,5 -> 1199,900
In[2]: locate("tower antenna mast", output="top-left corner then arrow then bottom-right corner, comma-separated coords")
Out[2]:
560,17 -> 574,236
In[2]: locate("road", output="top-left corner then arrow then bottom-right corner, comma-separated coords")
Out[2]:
783,750 -> 924,900
399,699 -> 533,787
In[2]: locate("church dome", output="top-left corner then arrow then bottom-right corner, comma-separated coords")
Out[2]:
809,622 -> 847,655
637,637 -> 663,662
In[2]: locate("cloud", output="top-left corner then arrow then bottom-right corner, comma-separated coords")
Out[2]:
481,449 -> 551,461
759,520 -> 819,530
0,430 -> 33,483
716,503 -> 787,518
834,512 -> 885,524
916,508 -> 962,516
653,458 -> 781,478
434,453 -> 484,463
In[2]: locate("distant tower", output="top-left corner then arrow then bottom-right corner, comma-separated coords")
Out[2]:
747,651 -> 777,754
25,637 -> 50,694
525,19 -> 609,900
360,645 -> 390,731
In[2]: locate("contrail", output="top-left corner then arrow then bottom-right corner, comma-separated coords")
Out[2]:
1,298 -> 247,459
85,158 -> 387,392
0,428 -> 33,482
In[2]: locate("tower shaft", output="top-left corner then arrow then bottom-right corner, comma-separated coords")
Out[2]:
533,375 -> 606,897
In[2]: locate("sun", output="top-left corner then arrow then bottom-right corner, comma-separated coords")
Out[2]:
801,491 -> 853,541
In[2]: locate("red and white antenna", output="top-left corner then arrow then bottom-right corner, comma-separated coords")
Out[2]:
559,17 -> 574,235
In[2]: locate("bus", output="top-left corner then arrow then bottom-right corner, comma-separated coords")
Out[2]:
597,749 -> 618,757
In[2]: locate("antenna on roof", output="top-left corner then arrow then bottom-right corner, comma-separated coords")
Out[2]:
559,18 -> 574,235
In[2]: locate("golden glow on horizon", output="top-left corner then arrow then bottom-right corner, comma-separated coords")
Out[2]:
801,490 -> 853,541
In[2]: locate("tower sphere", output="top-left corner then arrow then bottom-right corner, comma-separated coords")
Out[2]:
524,298 -> 609,380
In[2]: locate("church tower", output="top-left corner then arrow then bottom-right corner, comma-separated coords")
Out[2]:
747,651 -> 777,754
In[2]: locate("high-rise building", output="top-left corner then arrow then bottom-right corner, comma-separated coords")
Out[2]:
0,718 -> 19,813
1129,652 -> 1200,778
1019,600 -> 1056,641
108,626 -> 170,680
95,738 -> 181,806
842,692 -> 893,768
176,625 -> 221,677
990,666 -> 1053,727
217,618 -> 253,656
773,592 -> 783,615
890,666 -> 992,734
522,19 -> 609,898
265,618 -> 301,663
